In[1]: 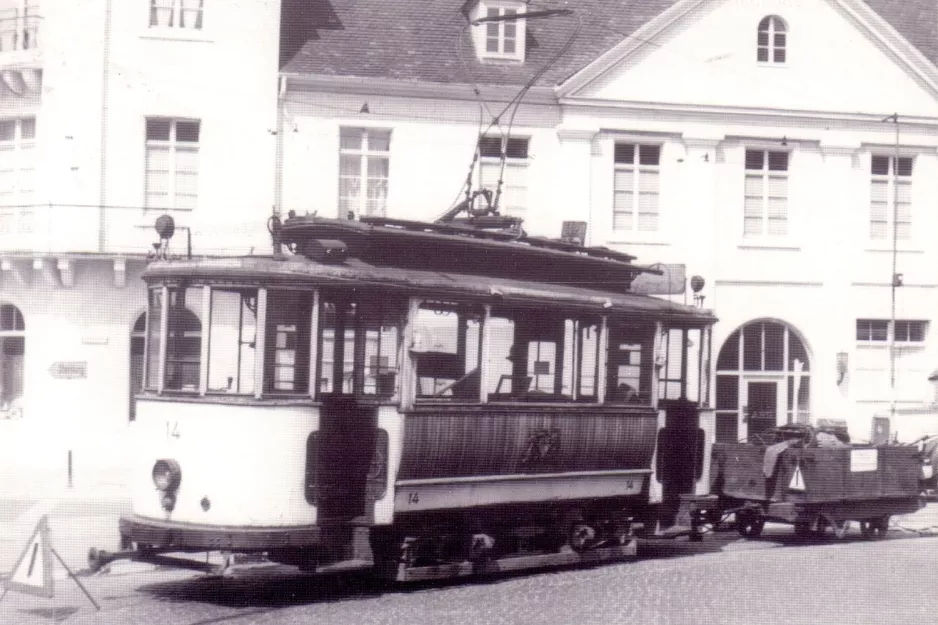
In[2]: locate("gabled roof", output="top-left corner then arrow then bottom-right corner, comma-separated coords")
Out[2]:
280,0 -> 938,88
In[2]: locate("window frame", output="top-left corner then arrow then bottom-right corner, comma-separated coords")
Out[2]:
856,319 -> 927,346
743,148 -> 789,238
475,1 -> 527,61
477,135 -> 530,217
338,127 -> 391,219
149,0 -> 204,30
0,302 -> 25,418
757,15 -> 787,64
869,154 -> 913,243
0,116 -> 36,236
0,0 -> 39,52
612,142 -> 661,233
144,117 -> 200,211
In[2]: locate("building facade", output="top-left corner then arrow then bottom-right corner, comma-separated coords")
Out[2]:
0,0 -> 281,475
277,0 -> 938,441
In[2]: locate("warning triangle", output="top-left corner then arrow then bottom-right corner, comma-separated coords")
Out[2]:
789,465 -> 806,492
3,515 -> 54,598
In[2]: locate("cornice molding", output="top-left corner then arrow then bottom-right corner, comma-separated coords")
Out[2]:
282,73 -> 557,106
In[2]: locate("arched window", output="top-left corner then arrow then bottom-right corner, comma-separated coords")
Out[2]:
0,303 -> 25,418
715,320 -> 809,442
129,313 -> 146,421
757,16 -> 787,64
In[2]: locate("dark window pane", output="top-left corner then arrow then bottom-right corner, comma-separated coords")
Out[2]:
133,314 -> 147,333
768,151 -> 788,171
871,321 -> 888,342
774,18 -> 786,33
716,330 -> 739,370
757,47 -> 768,62
478,137 -> 501,157
908,321 -> 926,342
871,156 -> 889,175
743,324 -> 762,371
789,332 -> 809,371
146,119 -> 171,141
716,412 -> 739,443
856,320 -> 869,341
897,157 -> 913,177
774,33 -> 786,47
764,323 -> 784,371
774,48 -> 786,63
758,17 -> 770,30
639,144 -> 660,165
614,143 -> 635,164
176,121 -> 200,143
757,32 -> 769,46
745,149 -> 764,170
716,375 -> 739,410
505,137 -> 528,159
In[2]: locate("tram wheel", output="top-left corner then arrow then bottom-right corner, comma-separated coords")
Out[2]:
568,523 -> 597,553
859,516 -> 890,540
736,510 -> 765,538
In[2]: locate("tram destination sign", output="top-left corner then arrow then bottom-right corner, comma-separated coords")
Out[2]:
48,361 -> 87,380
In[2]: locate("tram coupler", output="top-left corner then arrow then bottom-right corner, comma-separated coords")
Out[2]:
88,547 -> 228,575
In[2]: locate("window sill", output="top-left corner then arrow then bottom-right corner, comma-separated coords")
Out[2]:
736,241 -> 801,251
607,234 -> 670,247
141,28 -> 213,43
864,245 -> 925,254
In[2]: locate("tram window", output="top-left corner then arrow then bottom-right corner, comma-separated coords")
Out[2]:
144,288 -> 162,390
576,322 -> 601,399
164,287 -> 203,392
606,322 -> 654,404
412,302 -> 481,401
206,288 -> 258,395
317,297 -> 403,400
263,290 -> 312,394
487,310 -> 583,402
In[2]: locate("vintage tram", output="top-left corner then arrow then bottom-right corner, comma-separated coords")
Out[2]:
96,211 -> 718,580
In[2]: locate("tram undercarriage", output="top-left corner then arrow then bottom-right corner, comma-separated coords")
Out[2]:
92,497 -> 705,580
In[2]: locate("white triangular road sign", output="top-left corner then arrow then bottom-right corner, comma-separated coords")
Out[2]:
789,465 -> 806,492
3,514 -> 54,598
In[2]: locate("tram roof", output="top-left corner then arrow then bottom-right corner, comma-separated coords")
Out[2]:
144,255 -> 716,324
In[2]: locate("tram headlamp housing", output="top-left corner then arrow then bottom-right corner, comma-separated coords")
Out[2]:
152,459 -> 182,492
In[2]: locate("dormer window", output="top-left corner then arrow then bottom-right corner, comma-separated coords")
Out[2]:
471,1 -> 527,62
757,16 -> 786,63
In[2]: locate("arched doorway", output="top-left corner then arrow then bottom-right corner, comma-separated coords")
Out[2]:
715,319 -> 810,443
0,303 -> 25,419
129,313 -> 146,421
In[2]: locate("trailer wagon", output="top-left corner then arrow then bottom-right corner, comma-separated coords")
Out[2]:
710,426 -> 925,539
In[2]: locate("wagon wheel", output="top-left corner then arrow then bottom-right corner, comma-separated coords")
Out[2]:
736,509 -> 765,538
822,515 -> 851,539
568,523 -> 597,553
859,516 -> 890,540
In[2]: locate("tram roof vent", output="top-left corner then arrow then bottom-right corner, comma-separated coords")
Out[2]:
297,238 -> 348,264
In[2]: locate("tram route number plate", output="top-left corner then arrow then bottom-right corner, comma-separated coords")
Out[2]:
850,449 -> 878,472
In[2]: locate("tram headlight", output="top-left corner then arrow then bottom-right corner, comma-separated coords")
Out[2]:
152,459 -> 182,492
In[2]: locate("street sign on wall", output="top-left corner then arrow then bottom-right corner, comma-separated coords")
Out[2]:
48,361 -> 87,380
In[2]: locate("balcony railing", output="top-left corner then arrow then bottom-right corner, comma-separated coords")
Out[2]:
0,203 -> 268,256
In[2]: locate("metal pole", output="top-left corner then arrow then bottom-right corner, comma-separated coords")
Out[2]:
889,114 -> 899,420
67,450 -> 72,489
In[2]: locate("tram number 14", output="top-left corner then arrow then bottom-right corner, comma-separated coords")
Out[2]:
407,492 -> 420,505
165,421 -> 180,439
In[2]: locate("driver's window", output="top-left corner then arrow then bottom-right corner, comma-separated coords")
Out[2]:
411,302 -> 481,402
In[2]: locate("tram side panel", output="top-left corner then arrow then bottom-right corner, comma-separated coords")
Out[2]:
391,407 -> 658,516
